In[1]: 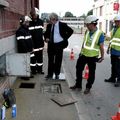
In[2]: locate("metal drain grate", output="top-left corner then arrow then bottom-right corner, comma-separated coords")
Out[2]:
19,82 -> 35,89
40,83 -> 62,93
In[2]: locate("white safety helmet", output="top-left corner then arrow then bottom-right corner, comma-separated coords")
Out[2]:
19,16 -> 32,24
25,16 -> 32,22
35,7 -> 39,15
114,15 -> 120,21
85,15 -> 98,24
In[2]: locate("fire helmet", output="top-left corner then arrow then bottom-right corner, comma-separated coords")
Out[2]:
20,16 -> 32,23
35,7 -> 39,15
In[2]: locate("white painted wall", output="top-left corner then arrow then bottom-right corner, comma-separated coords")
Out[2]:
93,0 -> 120,36
0,35 -> 16,56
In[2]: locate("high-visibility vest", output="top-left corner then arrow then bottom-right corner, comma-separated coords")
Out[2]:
110,27 -> 120,51
81,30 -> 103,57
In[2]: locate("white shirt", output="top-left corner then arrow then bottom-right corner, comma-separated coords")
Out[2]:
53,21 -> 63,43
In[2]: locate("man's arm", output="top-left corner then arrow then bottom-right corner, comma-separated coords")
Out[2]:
65,24 -> 73,39
44,24 -> 51,42
98,32 -> 105,63
106,42 -> 111,54
98,43 -> 104,63
60,22 -> 73,40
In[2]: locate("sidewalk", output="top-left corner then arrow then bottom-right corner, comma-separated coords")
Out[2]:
6,49 -> 79,120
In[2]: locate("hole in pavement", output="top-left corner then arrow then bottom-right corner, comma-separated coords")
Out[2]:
19,82 -> 35,89
40,83 -> 62,93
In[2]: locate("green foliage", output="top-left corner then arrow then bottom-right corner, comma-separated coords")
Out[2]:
80,14 -> 86,19
87,9 -> 93,16
64,12 -> 74,17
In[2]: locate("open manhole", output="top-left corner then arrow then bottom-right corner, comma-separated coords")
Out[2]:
19,82 -> 35,89
40,83 -> 62,93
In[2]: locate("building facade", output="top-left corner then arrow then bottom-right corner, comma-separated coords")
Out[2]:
0,0 -> 39,96
60,17 -> 85,34
93,0 -> 120,36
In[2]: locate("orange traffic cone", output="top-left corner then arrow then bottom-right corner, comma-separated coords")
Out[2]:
70,48 -> 74,60
83,65 -> 89,80
111,104 -> 120,120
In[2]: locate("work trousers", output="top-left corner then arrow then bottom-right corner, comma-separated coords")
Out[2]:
110,55 -> 120,81
47,43 -> 63,77
31,49 -> 43,73
76,55 -> 97,89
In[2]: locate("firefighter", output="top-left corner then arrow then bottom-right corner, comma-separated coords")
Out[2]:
29,7 -> 44,74
16,16 -> 34,80
70,15 -> 105,94
104,15 -> 120,87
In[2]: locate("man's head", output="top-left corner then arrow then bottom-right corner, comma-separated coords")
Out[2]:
49,13 -> 58,24
113,15 -> 120,27
84,15 -> 98,31
30,7 -> 39,20
20,16 -> 32,27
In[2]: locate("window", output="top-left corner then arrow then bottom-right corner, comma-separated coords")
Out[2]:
99,22 -> 102,30
100,6 -> 103,16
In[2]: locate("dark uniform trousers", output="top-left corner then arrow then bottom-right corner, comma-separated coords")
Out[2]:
30,49 -> 43,74
111,55 -> 120,81
76,55 -> 97,89
47,42 -> 63,77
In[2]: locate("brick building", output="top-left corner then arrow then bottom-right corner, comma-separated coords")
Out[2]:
0,0 -> 39,97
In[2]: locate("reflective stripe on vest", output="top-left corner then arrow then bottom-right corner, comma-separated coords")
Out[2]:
16,36 -> 24,40
110,38 -> 120,43
29,26 -> 43,30
110,38 -> 120,46
83,30 -> 100,52
33,47 -> 44,52
17,35 -> 32,40
30,53 -> 35,57
36,63 -> 43,66
30,63 -> 36,66
25,35 -> 32,39
110,28 -> 120,51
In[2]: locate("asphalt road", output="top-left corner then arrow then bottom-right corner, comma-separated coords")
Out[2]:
62,34 -> 120,120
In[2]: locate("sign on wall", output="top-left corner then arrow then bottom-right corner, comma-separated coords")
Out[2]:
113,3 -> 119,11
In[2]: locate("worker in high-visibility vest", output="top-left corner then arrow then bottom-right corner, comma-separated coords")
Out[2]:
105,15 -> 120,87
70,15 -> 105,94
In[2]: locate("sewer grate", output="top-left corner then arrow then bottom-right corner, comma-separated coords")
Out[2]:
40,83 -> 62,94
19,82 -> 35,89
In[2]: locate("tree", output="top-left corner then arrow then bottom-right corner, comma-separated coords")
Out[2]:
80,14 -> 86,19
64,12 -> 74,17
87,9 -> 93,16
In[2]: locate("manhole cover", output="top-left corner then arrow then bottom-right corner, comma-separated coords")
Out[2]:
51,94 -> 77,106
40,83 -> 62,93
19,82 -> 35,89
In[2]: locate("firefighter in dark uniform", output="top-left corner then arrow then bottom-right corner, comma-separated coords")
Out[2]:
29,7 -> 44,74
16,16 -> 34,80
